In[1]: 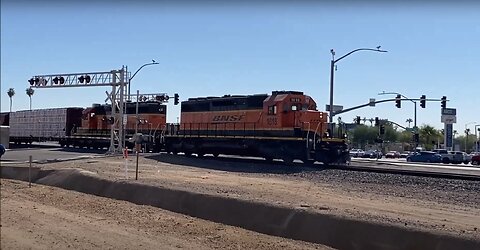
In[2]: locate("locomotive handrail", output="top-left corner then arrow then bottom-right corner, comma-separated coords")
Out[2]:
313,121 -> 322,150
305,122 -> 310,149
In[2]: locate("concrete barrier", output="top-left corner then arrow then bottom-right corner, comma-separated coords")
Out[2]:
2,166 -> 479,250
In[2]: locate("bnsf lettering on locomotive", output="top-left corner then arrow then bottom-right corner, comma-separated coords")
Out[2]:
212,115 -> 245,122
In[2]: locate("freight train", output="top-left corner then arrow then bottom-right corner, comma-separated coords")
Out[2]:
1,101 -> 166,151
2,90 -> 350,165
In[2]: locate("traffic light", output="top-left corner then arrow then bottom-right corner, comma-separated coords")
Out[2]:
356,116 -> 361,125
420,95 -> 426,108
28,78 -> 35,86
441,96 -> 447,109
375,117 -> 379,127
395,94 -> 401,108
413,133 -> 419,143
174,93 -> 179,105
380,125 -> 385,135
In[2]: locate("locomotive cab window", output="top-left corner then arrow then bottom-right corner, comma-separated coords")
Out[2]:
268,105 -> 277,115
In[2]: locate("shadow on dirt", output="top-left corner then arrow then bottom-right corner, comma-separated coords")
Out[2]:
145,153 -> 326,174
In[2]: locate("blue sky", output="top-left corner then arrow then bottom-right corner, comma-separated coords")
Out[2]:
1,1 -> 479,133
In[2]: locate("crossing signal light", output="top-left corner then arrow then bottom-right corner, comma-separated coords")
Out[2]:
155,95 -> 165,102
375,117 -> 379,127
356,116 -> 361,125
395,94 -> 401,108
174,93 -> 179,105
53,77 -> 65,85
420,95 -> 426,108
441,96 -> 447,109
78,75 -> 91,83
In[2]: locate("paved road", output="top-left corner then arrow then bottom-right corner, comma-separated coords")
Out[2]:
1,143 -> 106,163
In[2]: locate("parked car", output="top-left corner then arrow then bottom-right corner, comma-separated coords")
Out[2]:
406,151 -> 442,163
349,149 -> 365,158
385,151 -> 401,158
450,151 -> 470,164
363,150 -> 382,159
471,154 -> 480,165
432,149 -> 455,164
400,151 -> 411,158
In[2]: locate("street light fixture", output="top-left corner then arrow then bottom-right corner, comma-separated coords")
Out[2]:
128,60 -> 159,100
328,47 -> 387,127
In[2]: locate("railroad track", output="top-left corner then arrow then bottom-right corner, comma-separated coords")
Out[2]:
338,159 -> 480,181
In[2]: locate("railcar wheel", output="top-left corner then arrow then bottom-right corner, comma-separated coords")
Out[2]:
212,153 -> 219,158
264,157 -> 273,163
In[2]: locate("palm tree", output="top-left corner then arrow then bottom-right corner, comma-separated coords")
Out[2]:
26,88 -> 35,110
7,88 -> 15,112
419,125 -> 439,150
406,118 -> 413,128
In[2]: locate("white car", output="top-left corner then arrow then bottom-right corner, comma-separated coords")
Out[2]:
349,149 -> 365,158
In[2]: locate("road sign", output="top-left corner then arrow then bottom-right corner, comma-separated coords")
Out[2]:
441,115 -> 457,124
441,108 -> 456,115
325,105 -> 343,112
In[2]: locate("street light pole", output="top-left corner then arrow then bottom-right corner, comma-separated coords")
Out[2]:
465,122 -> 476,152
128,60 -> 159,100
475,124 -> 480,152
328,47 -> 387,128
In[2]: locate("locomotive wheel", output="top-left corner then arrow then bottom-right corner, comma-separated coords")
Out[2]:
184,152 -> 192,157
303,159 -> 315,165
264,157 -> 273,163
212,153 -> 219,158
197,152 -> 205,158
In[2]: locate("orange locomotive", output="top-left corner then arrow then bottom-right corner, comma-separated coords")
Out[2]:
60,101 -> 167,150
163,91 -> 350,164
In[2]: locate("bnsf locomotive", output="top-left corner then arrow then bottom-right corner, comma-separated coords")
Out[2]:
162,91 -> 349,164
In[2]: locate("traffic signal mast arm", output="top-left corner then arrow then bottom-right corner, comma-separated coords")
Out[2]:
333,97 -> 448,116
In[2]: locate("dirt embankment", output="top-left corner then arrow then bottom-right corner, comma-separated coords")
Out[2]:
0,179 -> 329,250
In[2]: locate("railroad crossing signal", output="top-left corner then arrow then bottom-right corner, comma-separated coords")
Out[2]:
420,95 -> 426,108
441,96 -> 447,109
395,94 -> 401,108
